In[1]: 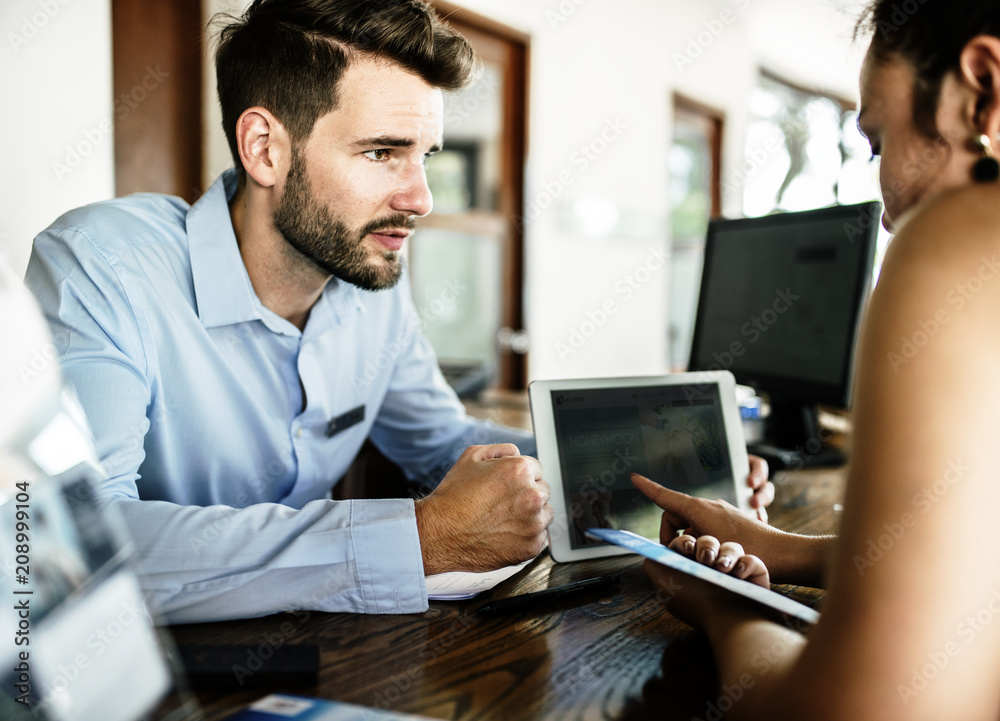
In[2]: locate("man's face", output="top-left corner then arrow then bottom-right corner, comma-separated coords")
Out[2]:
273,55 -> 444,291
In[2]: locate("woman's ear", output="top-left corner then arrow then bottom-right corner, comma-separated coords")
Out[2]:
233,107 -> 291,189
959,35 -> 1000,140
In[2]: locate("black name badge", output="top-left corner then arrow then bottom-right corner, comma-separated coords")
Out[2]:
326,405 -> 365,438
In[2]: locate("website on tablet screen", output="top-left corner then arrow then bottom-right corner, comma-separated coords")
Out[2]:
551,384 -> 736,549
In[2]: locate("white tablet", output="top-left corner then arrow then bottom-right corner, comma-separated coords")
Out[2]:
528,372 -> 751,563
586,528 -> 819,625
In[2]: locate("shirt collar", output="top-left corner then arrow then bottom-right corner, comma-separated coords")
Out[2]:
188,170 -> 262,329
188,169 -> 365,334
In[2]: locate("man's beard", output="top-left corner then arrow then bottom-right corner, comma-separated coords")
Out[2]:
273,150 -> 412,291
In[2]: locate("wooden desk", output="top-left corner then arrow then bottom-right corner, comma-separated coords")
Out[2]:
168,393 -> 846,721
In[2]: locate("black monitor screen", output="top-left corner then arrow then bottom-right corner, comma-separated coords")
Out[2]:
688,202 -> 879,458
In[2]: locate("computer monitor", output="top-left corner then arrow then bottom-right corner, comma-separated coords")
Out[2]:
687,201 -> 880,468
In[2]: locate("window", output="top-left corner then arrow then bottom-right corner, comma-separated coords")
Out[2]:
743,71 -> 871,214
740,70 -> 888,275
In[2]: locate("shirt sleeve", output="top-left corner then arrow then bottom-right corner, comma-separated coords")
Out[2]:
24,225 -> 429,623
365,277 -> 536,490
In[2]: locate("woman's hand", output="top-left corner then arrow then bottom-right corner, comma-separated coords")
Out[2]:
631,472 -> 831,586
644,533 -> 769,629
667,534 -> 769,588
746,455 -> 774,522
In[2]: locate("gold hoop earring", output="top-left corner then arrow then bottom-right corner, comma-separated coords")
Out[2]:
973,133 -> 1000,183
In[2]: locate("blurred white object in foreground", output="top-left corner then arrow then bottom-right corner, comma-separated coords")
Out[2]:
0,258 -> 191,721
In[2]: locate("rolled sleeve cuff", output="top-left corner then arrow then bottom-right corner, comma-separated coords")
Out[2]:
353,498 -> 428,614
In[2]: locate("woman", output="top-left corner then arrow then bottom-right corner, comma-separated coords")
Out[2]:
632,1 -> 1000,717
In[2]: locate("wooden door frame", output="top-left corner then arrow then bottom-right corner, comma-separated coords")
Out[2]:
112,0 -> 203,202
431,1 -> 530,390
673,93 -> 724,219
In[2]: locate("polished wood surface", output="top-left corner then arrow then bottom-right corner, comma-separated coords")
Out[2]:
168,393 -> 846,721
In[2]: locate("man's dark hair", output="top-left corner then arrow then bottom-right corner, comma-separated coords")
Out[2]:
215,0 -> 478,174
858,0 -> 1000,139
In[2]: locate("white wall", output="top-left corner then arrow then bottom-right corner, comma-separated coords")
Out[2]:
0,0 -> 115,278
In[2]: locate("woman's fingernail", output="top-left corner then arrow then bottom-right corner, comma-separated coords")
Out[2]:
718,556 -> 733,569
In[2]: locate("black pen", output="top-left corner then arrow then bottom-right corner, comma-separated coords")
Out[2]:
477,575 -> 621,616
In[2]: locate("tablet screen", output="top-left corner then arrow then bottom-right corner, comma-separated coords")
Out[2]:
550,383 -> 736,550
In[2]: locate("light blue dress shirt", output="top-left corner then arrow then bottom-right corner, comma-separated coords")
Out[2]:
24,170 -> 534,623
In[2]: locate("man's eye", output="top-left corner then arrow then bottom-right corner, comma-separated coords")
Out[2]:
364,149 -> 390,161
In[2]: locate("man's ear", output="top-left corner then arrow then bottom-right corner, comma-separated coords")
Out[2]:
959,35 -> 1000,141
234,107 -> 291,189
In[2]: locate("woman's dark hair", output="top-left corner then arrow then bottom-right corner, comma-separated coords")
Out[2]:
214,0 -> 478,174
858,0 -> 1000,138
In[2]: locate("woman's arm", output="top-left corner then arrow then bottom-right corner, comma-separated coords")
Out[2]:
632,474 -> 833,587
651,188 -> 1000,720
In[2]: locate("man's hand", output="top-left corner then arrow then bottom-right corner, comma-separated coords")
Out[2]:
414,444 -> 554,576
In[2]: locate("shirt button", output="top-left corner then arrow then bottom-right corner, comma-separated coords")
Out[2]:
296,427 -> 303,439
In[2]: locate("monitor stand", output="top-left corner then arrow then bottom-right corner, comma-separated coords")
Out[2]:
746,398 -> 845,470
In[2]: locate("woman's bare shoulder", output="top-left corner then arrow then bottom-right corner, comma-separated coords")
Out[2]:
888,184 -> 1000,269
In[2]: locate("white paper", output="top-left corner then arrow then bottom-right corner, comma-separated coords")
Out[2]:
425,558 -> 533,600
